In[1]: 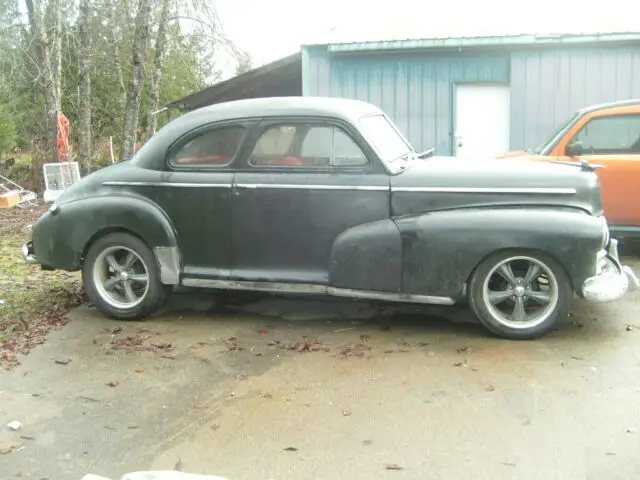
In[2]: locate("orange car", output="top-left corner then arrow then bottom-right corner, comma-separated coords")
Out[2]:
498,99 -> 640,239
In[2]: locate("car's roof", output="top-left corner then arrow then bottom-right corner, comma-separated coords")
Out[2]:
132,96 -> 385,170
179,96 -> 383,123
578,98 -> 640,114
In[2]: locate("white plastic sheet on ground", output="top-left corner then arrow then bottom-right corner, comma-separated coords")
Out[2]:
81,471 -> 228,480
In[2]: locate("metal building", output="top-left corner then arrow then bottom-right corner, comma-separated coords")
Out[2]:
168,32 -> 640,157
302,33 -> 640,156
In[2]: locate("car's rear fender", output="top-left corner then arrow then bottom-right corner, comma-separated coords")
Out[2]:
32,194 -> 180,282
394,207 -> 605,300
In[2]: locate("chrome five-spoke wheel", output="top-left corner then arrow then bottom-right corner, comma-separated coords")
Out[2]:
93,246 -> 150,309
469,250 -> 572,340
483,256 -> 559,330
82,232 -> 170,320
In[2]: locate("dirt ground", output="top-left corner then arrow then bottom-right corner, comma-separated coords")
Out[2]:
2,262 -> 640,480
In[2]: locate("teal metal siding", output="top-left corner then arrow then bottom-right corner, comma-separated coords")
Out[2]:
303,46 -> 509,154
303,43 -> 640,154
509,46 -> 640,150
302,46 -> 333,97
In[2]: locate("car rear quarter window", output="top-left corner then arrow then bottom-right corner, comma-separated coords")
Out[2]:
572,114 -> 640,155
173,125 -> 245,166
250,124 -> 367,167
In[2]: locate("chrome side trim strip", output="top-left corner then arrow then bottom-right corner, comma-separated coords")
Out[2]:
182,278 -> 327,293
181,278 -> 455,305
236,183 -> 388,191
327,287 -> 455,305
391,187 -> 577,194
154,246 -> 181,285
103,181 -> 232,188
104,182 -> 574,195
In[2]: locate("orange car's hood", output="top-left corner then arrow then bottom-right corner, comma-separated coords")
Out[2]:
496,150 -> 527,158
495,150 -> 548,162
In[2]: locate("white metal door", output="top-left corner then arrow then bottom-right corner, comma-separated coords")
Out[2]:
454,84 -> 510,158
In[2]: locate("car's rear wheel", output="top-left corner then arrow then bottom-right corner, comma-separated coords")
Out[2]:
82,232 -> 170,319
468,250 -> 573,340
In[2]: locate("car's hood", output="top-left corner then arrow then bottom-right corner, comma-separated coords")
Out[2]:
390,155 -> 602,216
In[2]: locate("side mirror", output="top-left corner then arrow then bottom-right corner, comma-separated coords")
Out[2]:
565,141 -> 584,157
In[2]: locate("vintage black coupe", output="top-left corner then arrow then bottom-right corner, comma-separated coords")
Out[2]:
22,97 -> 638,339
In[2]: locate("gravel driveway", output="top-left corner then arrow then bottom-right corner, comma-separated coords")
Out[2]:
1,260 -> 640,480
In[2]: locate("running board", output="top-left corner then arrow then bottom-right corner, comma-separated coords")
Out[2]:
181,277 -> 455,306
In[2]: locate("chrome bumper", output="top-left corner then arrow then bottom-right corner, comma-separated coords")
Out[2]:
21,225 -> 39,265
582,239 -> 639,302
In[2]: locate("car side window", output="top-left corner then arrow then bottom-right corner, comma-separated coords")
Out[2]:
173,125 -> 245,166
250,124 -> 367,167
571,114 -> 640,155
333,128 -> 368,166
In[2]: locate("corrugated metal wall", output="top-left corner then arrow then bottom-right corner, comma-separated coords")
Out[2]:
303,43 -> 640,154
303,46 -> 509,154
510,46 -> 640,150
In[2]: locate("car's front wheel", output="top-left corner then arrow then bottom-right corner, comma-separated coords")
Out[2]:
468,250 -> 573,340
82,232 -> 170,319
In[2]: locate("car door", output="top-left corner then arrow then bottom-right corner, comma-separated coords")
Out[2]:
231,117 -> 391,285
155,121 -> 250,280
559,112 -> 640,227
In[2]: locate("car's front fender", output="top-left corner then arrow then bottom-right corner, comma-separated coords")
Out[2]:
395,207 -> 605,300
32,194 -> 179,271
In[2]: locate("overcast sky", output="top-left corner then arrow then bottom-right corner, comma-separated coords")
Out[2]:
214,0 -> 637,71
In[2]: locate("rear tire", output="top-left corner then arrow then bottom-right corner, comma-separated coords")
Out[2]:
82,232 -> 171,320
468,249 -> 573,340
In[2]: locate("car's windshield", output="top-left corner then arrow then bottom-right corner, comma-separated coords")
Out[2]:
359,114 -> 414,172
531,112 -> 580,154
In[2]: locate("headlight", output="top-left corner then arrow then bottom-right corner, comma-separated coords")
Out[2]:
600,216 -> 610,249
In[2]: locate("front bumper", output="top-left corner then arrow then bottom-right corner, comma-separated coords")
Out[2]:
582,238 -> 639,302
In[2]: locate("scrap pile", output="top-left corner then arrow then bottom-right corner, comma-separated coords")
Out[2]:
0,173 -> 37,209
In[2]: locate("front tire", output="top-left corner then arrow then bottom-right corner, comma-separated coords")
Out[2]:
468,249 -> 573,340
82,232 -> 170,320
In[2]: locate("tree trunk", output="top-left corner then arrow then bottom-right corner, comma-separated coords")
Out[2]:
77,0 -> 92,172
25,0 -> 62,188
145,0 -> 170,139
121,0 -> 152,161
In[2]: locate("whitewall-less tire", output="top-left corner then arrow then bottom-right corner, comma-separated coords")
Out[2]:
468,249 -> 573,340
82,233 -> 170,319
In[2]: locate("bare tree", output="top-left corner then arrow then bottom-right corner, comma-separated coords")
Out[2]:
25,0 -> 63,187
145,0 -> 171,139
235,53 -> 254,76
121,0 -> 152,160
77,0 -> 92,170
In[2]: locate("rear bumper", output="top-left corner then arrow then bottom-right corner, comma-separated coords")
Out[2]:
21,241 -> 39,264
21,225 -> 39,265
582,239 -> 639,302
